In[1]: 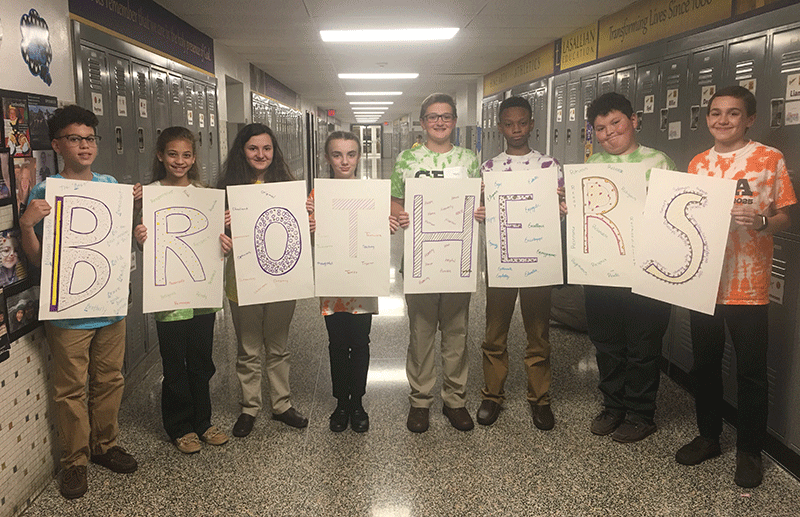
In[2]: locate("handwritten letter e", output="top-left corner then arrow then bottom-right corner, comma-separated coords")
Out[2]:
582,177 -> 625,255
49,195 -> 112,312
411,193 -> 475,278
153,207 -> 208,285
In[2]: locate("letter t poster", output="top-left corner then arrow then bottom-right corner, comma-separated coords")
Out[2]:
38,178 -> 133,319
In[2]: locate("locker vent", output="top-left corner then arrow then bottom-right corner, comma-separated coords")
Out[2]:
87,56 -> 103,92
734,60 -> 754,80
197,89 -> 206,111
665,72 -> 681,89
185,84 -> 194,110
555,85 -> 565,109
568,86 -> 578,108
641,79 -> 654,94
617,76 -> 631,98
136,71 -> 147,97
114,64 -> 126,96
155,77 -> 166,104
697,68 -> 715,86
171,79 -> 181,105
780,51 -> 800,74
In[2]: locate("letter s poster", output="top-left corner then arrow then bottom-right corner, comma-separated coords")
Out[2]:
141,185 -> 225,313
39,178 -> 133,319
227,181 -> 314,306
564,163 -> 646,287
484,169 -> 562,288
632,169 -> 736,315
403,178 -> 481,294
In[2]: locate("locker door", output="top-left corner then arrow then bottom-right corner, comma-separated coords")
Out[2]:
481,100 -> 490,162
533,83 -> 549,155
551,78 -> 567,165
183,79 -> 197,137
564,80 -> 581,164
598,71 -> 615,95
688,47 -> 724,164
615,67 -> 635,100
107,53 -> 137,184
727,36 -> 767,138
579,75 -> 597,163
634,62 -> 660,149
78,44 -> 113,177
132,62 -> 153,184
151,68 -> 170,143
195,83 -> 208,184
206,85 -> 220,188
169,74 -> 184,127
657,55 -> 690,169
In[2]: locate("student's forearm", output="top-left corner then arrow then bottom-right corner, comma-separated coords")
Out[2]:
391,197 -> 405,218
766,209 -> 791,234
19,225 -> 42,268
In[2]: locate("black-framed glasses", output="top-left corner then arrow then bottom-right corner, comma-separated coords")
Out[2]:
56,134 -> 101,146
423,113 -> 455,123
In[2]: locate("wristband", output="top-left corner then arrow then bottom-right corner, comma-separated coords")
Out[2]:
755,214 -> 768,232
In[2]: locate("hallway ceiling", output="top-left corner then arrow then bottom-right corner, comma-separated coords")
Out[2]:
154,0 -> 636,124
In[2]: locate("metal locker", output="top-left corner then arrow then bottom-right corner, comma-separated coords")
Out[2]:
132,61 -> 153,184
634,62 -> 660,151
169,74 -> 184,128
533,83 -> 549,155
206,85 -> 220,188
615,68 -> 635,100
78,44 -> 113,178
551,78 -> 567,165
687,46 -> 724,167
726,36 -> 767,138
183,78 -> 197,138
195,82 -> 208,184
657,55 -> 690,170
564,79 -> 581,164
598,71 -> 615,96
150,68 -> 170,146
579,75 -> 597,163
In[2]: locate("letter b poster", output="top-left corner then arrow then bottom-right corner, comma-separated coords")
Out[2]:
39,178 -> 133,319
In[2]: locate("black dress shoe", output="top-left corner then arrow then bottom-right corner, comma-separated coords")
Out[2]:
272,407 -> 309,428
407,407 -> 430,433
476,399 -> 501,426
530,402 -> 555,431
232,413 -> 255,437
443,405 -> 474,431
350,407 -> 369,433
329,408 -> 349,432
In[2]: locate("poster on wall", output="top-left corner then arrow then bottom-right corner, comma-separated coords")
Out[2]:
32,150 -> 54,184
0,288 -> 9,363
3,95 -> 31,157
7,286 -> 39,339
0,228 -> 27,288
14,156 -> 36,215
19,9 -> 53,86
0,151 -> 11,200
27,95 -> 57,149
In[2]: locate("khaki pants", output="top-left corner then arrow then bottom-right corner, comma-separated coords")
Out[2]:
230,300 -> 296,416
481,286 -> 552,405
45,319 -> 126,469
405,292 -> 470,409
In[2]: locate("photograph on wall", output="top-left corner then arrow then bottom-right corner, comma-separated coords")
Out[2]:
0,229 -> 27,288
3,95 -> 31,157
27,95 -> 57,149
13,156 -> 36,215
7,286 -> 39,338
32,150 -> 55,184
0,288 -> 9,363
0,151 -> 11,200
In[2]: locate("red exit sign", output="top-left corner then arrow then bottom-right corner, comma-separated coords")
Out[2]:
328,109 -> 336,117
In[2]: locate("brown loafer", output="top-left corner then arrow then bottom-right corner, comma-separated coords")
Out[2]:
443,405 -> 474,431
530,402 -> 555,431
407,407 -> 430,433
476,399 -> 501,426
272,407 -> 309,428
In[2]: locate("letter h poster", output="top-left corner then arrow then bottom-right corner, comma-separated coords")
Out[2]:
141,185 -> 225,313
632,169 -> 736,315
403,178 -> 481,294
564,163 -> 646,287
314,178 -> 391,297
484,169 -> 563,288
227,181 -> 314,305
38,178 -> 133,319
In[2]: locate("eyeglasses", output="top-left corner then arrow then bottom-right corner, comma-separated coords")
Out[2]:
56,134 -> 101,146
423,113 -> 455,123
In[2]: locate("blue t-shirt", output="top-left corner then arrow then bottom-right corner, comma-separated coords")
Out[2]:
28,172 -> 126,330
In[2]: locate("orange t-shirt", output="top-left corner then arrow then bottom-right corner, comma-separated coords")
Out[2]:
688,141 -> 797,305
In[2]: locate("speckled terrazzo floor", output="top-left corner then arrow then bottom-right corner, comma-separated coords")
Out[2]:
22,158 -> 800,516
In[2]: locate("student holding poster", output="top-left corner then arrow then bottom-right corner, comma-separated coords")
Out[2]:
307,132 -> 400,433
582,93 -> 674,443
218,123 -> 308,438
676,86 -> 797,488
134,127 -> 232,453
391,93 -> 483,433
19,106 -> 140,499
476,96 -> 563,431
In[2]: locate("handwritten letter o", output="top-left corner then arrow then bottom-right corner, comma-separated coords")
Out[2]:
254,207 -> 301,276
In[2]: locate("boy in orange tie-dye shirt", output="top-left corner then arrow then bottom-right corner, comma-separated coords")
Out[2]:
676,86 -> 796,489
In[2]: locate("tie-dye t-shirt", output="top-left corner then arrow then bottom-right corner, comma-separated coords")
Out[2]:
480,150 -> 564,188
390,144 -> 479,199
586,145 -> 675,182
689,141 -> 797,305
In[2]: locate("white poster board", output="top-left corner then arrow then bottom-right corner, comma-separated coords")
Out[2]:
403,178 -> 481,294
632,169 -> 737,315
564,163 -> 647,287
314,179 -> 391,297
141,185 -> 225,313
484,169 -> 563,287
227,181 -> 314,305
39,178 -> 133,319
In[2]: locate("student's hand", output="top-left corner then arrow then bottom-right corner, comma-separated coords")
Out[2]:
480,180 -> 485,195
474,205 -> 486,222
224,209 -> 231,229
731,205 -> 758,229
309,215 -> 316,234
398,210 -> 410,229
306,196 -> 315,215
219,233 -> 232,255
134,224 -> 147,245
389,215 -> 399,234
19,199 -> 50,228
557,187 -> 568,216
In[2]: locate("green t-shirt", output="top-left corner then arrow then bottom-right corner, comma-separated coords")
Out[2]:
390,144 -> 480,199
586,144 -> 676,181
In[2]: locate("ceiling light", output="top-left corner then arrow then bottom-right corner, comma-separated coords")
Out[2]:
346,92 -> 402,96
352,108 -> 388,112
350,101 -> 393,105
321,28 -> 459,42
339,73 -> 418,80
354,113 -> 384,116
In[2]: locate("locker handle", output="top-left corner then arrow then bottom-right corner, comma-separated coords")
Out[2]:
209,131 -> 213,147
199,131 -> 203,147
580,127 -> 586,143
535,128 -> 540,141
116,127 -> 123,154
690,106 -> 700,131
566,128 -> 572,145
770,99 -> 784,129
156,128 -> 162,138
660,109 -> 669,132
636,111 -> 644,132
138,128 -> 145,152
554,128 -> 559,144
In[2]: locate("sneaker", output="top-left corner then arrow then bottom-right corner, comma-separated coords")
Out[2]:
611,416 -> 657,443
200,426 -> 229,446
590,409 -> 625,436
676,436 -> 722,465
174,432 -> 202,454
91,445 -> 138,473
59,465 -> 87,499
734,451 -> 763,488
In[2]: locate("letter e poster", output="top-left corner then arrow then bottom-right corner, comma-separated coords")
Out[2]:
39,178 -> 133,319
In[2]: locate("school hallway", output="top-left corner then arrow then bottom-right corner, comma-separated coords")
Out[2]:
22,158 -> 800,516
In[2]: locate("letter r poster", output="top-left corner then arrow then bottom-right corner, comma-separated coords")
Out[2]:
141,185 -> 225,313
38,178 -> 133,319
227,181 -> 314,306
632,169 -> 736,315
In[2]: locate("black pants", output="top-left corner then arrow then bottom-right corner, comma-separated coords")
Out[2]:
325,312 -> 371,402
690,305 -> 768,453
157,312 -> 216,440
584,286 -> 671,420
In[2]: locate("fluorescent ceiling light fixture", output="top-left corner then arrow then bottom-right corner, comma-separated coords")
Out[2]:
339,73 -> 418,80
350,101 -> 393,105
346,92 -> 402,96
321,28 -> 458,42
353,112 -> 384,115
